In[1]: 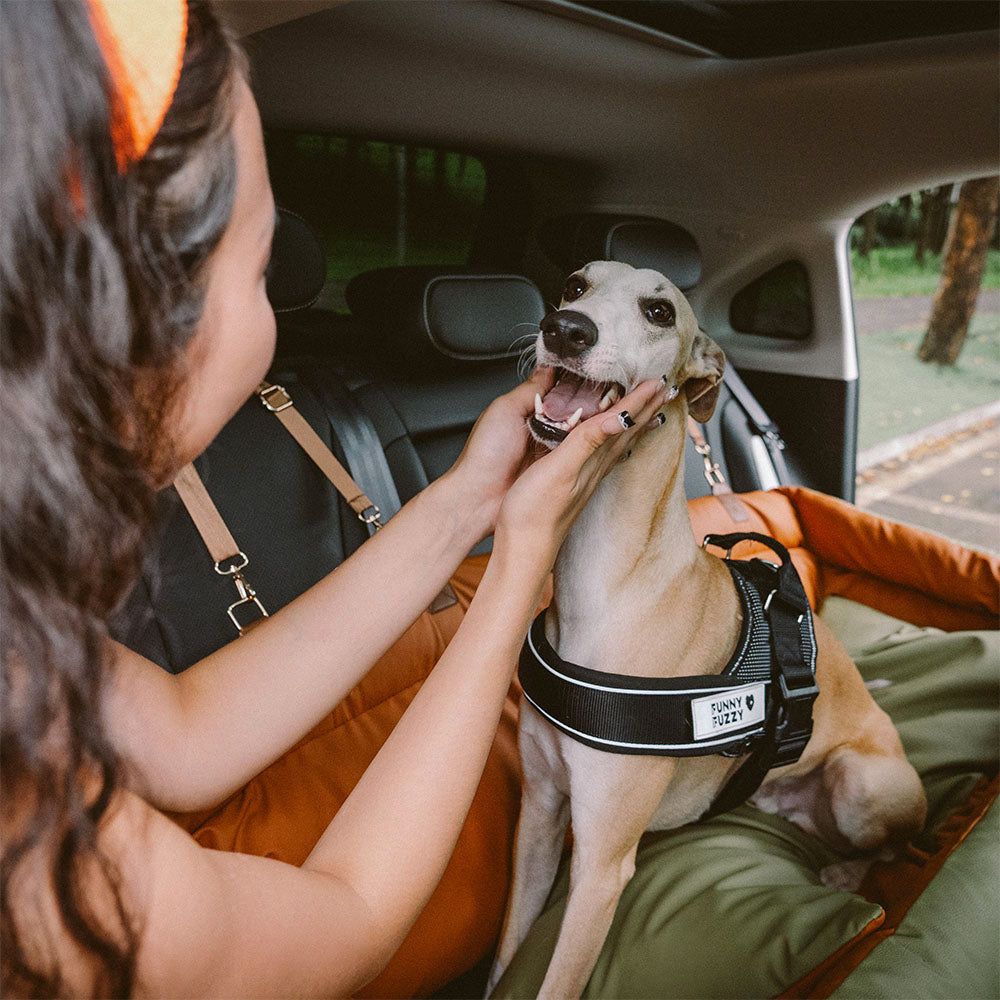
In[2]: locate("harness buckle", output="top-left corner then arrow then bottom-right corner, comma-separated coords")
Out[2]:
764,584 -> 809,620
771,671 -> 819,767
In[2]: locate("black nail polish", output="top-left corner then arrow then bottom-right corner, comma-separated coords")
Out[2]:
656,412 -> 667,426
618,411 -> 635,429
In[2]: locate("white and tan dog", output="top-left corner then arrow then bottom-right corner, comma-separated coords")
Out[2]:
486,261 -> 926,999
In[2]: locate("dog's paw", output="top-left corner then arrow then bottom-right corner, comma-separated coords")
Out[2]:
819,858 -> 876,893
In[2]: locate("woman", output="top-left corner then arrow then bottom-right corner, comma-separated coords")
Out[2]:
0,1 -> 669,996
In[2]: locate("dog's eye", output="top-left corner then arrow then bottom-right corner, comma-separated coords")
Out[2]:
643,299 -> 676,326
563,276 -> 587,302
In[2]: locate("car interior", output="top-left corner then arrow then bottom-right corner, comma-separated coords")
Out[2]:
110,2 -> 999,997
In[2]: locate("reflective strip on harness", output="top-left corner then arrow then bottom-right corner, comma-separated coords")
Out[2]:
519,611 -> 771,756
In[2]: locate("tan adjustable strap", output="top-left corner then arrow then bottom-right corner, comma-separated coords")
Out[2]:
257,381 -> 383,529
173,464 -> 269,635
686,416 -> 750,523
256,380 -> 457,613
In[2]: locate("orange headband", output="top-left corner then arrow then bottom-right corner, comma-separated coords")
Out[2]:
87,0 -> 188,167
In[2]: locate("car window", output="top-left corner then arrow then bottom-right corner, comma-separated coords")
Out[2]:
849,178 -> 999,553
729,261 -> 813,341
264,132 -> 486,312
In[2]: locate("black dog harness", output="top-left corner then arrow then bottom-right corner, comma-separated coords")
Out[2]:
518,533 -> 819,818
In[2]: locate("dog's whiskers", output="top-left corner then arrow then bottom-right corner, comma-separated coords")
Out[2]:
516,341 -> 539,383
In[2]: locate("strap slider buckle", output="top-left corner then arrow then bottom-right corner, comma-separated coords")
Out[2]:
258,383 -> 294,413
703,458 -> 726,488
764,428 -> 786,450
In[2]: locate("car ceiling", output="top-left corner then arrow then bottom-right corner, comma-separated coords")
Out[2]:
230,0 -> 998,378
240,0 -> 997,223
571,0 -> 1000,60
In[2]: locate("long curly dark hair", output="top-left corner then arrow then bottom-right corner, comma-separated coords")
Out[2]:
1,2 -> 240,995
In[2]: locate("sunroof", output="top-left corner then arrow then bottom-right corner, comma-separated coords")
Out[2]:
573,1 -> 999,59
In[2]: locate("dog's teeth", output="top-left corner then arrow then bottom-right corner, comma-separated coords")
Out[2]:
598,388 -> 618,411
566,407 -> 584,429
535,393 -> 544,418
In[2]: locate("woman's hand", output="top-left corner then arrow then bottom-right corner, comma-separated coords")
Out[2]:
494,377 -> 668,567
442,367 -> 558,541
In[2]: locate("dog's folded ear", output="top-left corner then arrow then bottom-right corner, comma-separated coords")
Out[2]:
682,330 -> 726,423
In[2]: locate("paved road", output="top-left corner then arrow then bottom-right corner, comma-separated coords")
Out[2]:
855,420 -> 1000,556
853,288 -> 1000,336
851,290 -> 999,554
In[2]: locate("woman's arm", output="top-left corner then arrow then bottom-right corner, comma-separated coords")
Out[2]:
104,377 -> 669,999
104,371 -> 556,812
109,542 -> 544,1000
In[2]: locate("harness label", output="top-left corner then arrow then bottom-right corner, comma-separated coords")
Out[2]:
691,683 -> 766,740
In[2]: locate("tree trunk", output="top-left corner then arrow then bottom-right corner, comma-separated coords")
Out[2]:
899,193 -> 915,240
858,208 -> 878,257
915,185 -> 951,264
917,176 -> 999,365
929,184 -> 954,254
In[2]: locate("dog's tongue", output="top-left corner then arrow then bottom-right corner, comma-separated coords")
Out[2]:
542,373 -> 609,422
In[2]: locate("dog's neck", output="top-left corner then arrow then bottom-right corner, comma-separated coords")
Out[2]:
548,401 -> 730,671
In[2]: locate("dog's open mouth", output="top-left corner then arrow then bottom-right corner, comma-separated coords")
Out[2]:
529,368 -> 627,445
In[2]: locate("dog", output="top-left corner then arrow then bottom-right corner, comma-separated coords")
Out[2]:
485,261 -> 926,999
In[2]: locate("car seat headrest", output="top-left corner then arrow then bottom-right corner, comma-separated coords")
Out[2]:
266,208 -> 327,313
346,267 -> 545,372
540,213 -> 701,291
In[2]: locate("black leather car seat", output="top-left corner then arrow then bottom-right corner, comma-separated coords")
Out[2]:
343,267 -> 540,512
113,211 -> 790,673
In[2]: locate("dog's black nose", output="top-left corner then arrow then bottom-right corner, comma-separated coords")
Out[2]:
540,309 -> 599,358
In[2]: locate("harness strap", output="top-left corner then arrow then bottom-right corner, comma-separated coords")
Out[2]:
700,533 -> 819,818
257,380 -> 458,614
518,531 -> 819,816
173,463 -> 269,636
519,604 -> 770,756
686,416 -> 751,523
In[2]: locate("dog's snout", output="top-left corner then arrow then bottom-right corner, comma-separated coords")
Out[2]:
540,309 -> 598,359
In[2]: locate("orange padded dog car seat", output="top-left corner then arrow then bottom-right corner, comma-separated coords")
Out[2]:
169,488 -> 998,998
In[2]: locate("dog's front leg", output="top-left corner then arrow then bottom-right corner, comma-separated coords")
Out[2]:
537,837 -> 640,1000
486,773 -> 570,996
537,753 -> 677,999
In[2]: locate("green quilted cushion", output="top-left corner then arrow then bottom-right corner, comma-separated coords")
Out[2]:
491,599 -> 999,999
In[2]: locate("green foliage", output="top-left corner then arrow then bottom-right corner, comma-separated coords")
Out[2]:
850,246 -> 1000,299
857,312 -> 1000,451
265,131 -> 487,311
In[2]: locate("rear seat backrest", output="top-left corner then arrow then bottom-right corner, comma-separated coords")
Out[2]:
115,207 -> 787,673
112,210 -> 371,672
344,267 -> 541,508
